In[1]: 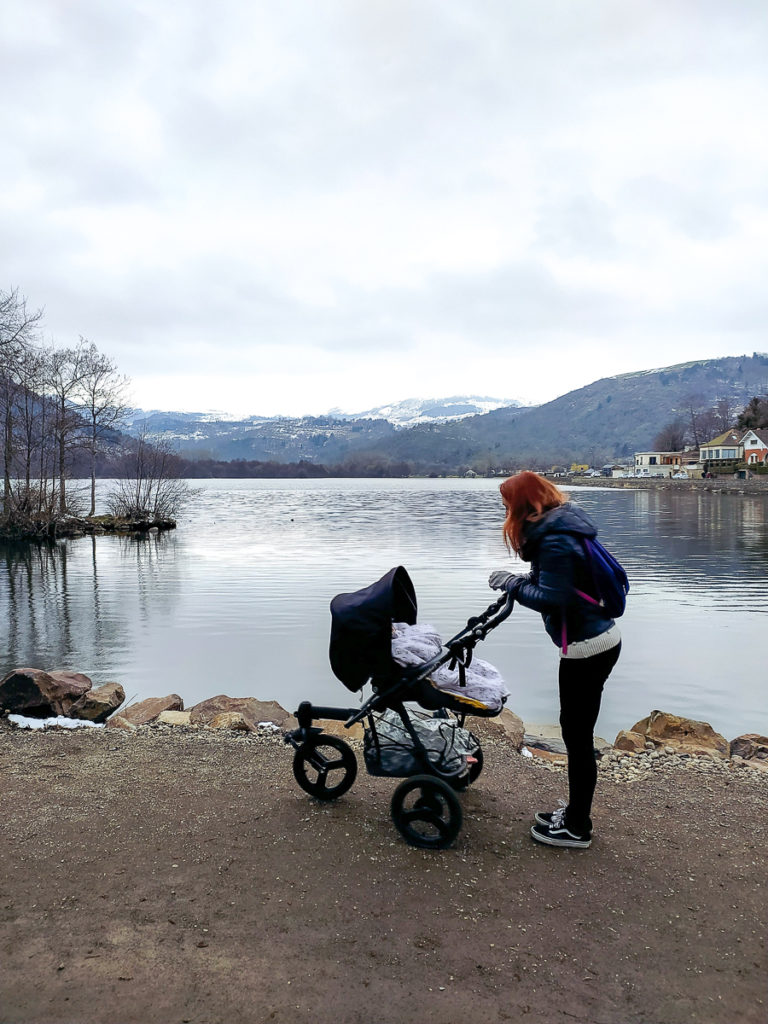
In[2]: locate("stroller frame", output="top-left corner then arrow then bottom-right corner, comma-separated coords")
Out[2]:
286,577 -> 514,849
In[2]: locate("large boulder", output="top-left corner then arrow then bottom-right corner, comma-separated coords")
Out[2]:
614,729 -> 647,753
69,682 -> 126,723
315,718 -> 364,741
112,694 -> 184,726
105,716 -> 137,733
473,709 -> 526,749
0,668 -> 92,718
209,712 -> 254,732
730,734 -> 768,763
156,710 -> 192,727
631,710 -> 729,757
189,695 -> 290,729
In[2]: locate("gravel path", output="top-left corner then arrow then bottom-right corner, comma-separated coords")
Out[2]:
0,721 -> 766,1024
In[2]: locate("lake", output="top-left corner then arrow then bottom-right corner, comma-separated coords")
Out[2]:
1,478 -> 766,743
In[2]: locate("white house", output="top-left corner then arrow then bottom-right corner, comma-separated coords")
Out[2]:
634,451 -> 685,477
740,428 -> 768,466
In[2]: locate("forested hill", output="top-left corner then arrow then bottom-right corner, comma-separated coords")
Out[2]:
366,353 -> 768,469
137,353 -> 768,471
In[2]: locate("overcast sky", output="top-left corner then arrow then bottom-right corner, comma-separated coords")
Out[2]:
3,1 -> 767,416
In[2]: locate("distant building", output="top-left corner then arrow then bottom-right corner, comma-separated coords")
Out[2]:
740,428 -> 768,466
699,429 -> 743,469
634,451 -> 684,477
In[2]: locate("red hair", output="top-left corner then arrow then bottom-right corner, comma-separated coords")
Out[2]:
499,471 -> 566,554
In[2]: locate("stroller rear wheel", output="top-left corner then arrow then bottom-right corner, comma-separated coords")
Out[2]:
293,734 -> 358,800
390,775 -> 463,849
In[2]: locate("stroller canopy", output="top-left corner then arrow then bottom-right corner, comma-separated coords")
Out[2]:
329,566 -> 417,691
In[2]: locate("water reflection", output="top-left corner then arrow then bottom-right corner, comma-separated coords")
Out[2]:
0,531 -> 182,681
1,480 -> 766,741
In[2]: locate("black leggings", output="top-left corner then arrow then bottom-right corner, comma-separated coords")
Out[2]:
558,642 -> 621,833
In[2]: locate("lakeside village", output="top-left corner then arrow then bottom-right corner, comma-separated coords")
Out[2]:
508,427 -> 768,482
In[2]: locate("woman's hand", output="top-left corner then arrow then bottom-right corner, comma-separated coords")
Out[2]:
488,570 -> 522,592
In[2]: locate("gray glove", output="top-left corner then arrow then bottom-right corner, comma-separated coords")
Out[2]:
488,570 -> 521,592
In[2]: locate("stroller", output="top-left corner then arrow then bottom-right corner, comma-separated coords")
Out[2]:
284,566 -> 514,849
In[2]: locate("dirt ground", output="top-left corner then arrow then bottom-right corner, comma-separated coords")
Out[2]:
0,721 -> 766,1024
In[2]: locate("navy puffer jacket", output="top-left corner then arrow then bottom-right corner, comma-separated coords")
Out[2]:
512,503 -> 614,648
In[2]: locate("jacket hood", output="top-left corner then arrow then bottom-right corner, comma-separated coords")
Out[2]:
521,502 -> 596,557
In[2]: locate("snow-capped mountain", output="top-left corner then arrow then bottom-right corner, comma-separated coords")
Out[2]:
328,395 -> 528,428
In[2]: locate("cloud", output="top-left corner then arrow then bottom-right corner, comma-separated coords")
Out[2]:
1,0 -> 768,415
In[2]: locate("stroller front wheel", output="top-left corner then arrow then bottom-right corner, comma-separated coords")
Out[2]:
391,775 -> 463,849
293,734 -> 358,800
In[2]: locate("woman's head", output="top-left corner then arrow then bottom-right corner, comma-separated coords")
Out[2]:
499,471 -> 566,553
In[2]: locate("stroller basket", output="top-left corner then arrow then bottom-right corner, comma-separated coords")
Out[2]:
363,708 -> 480,780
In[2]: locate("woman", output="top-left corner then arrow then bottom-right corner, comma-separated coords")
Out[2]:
489,471 -> 621,849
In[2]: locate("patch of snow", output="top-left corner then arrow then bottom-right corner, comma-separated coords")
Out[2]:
330,395 -> 528,427
8,714 -> 104,730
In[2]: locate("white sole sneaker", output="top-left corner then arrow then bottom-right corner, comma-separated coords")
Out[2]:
530,823 -> 592,848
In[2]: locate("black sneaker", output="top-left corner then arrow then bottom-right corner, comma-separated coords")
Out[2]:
531,820 -> 592,848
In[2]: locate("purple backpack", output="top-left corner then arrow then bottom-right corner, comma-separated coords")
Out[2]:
561,537 -> 629,653
575,537 -> 629,618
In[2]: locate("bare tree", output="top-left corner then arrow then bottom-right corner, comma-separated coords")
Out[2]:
44,340 -> 90,515
75,339 -> 130,515
106,427 -> 194,521
653,417 -> 688,452
682,394 -> 722,448
0,289 -> 44,513
712,396 -> 737,434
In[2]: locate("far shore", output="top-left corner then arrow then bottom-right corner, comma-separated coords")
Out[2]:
551,473 -> 768,495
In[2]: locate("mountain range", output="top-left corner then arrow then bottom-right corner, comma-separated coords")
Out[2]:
125,355 -> 768,470
328,395 -> 527,427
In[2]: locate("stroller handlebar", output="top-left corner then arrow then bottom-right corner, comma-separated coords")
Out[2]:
343,592 -> 515,727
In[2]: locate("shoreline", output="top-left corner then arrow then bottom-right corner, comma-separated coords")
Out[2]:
556,474 -> 768,495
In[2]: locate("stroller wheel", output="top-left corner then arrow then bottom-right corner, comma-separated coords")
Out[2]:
293,734 -> 358,801
390,775 -> 463,850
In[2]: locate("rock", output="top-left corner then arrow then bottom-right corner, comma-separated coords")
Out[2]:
520,719 -> 610,758
474,709 -> 525,749
498,709 -> 526,749
189,695 -> 290,729
524,732 -> 567,755
69,682 -> 125,723
315,719 -> 364,741
118,695 -> 184,726
105,715 -> 137,733
156,711 -> 192,727
730,734 -> 768,762
0,668 -> 92,718
631,710 -> 729,757
526,747 -> 568,766
209,712 -> 254,732
614,729 -> 647,754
